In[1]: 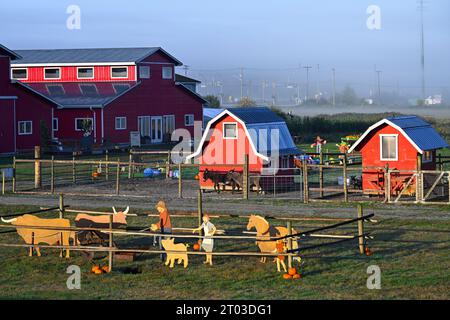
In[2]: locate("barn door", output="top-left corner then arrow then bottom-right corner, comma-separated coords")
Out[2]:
151,116 -> 162,143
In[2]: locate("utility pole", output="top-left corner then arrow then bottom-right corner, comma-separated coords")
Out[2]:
316,64 -> 320,96
331,68 -> 336,106
239,68 -> 244,99
183,65 -> 190,76
262,80 -> 267,103
303,66 -> 312,101
419,0 -> 426,100
376,70 -> 382,104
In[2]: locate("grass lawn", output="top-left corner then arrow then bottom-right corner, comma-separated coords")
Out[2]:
0,204 -> 448,299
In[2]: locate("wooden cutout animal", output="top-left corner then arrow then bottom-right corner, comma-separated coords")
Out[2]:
226,170 -> 262,194
1,214 -> 73,258
246,215 -> 299,264
161,238 -> 189,268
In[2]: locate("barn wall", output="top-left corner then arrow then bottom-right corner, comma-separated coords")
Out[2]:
54,108 -> 102,144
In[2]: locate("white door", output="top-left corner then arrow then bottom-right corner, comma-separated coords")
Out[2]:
151,116 -> 163,143
138,116 -> 151,138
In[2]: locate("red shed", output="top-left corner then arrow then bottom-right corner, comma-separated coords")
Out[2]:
186,107 -> 300,191
348,116 -> 449,195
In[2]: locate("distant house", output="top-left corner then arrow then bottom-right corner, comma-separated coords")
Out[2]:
187,107 -> 301,191
8,46 -> 206,149
348,116 -> 449,195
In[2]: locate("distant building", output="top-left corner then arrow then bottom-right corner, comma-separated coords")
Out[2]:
424,95 -> 442,106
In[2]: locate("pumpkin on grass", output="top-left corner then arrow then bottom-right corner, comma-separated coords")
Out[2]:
365,247 -> 373,256
91,265 -> 101,273
293,274 -> 301,279
94,269 -> 103,275
102,266 -> 110,273
283,274 -> 292,280
193,243 -> 200,251
288,267 -> 297,276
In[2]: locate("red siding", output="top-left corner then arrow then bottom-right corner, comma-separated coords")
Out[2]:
0,99 -> 15,153
16,65 -> 136,83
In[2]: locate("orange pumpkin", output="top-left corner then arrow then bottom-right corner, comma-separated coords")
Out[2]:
365,247 -> 373,256
91,265 -> 100,273
193,243 -> 200,251
283,274 -> 292,280
101,266 -> 110,273
194,174 -> 199,180
288,268 -> 297,276
92,172 -> 99,178
293,274 -> 301,279
94,269 -> 103,275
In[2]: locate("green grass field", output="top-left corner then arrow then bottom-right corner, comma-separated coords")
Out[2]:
0,204 -> 448,299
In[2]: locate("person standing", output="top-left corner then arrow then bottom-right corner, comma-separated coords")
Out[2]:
151,200 -> 172,260
192,214 -> 216,266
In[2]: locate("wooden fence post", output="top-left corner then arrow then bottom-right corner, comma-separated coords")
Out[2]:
303,161 -> 309,203
166,152 -> 170,179
243,154 -> 249,200
357,204 -> 365,254
115,158 -> 120,195
287,221 -> 293,269
59,193 -> 65,219
108,213 -> 113,273
178,163 -> 182,198
319,150 -> 324,198
50,156 -> 55,194
416,154 -> 423,203
12,156 -> 16,193
197,189 -> 203,236
128,152 -> 133,179
72,155 -> 76,184
34,146 -> 41,189
448,171 -> 450,204
1,171 -> 5,195
105,151 -> 109,181
343,153 -> 348,202
385,164 -> 391,203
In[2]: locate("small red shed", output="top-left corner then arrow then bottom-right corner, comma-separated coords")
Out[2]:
186,107 -> 300,191
348,116 -> 449,195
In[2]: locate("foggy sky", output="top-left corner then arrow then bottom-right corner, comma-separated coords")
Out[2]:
0,0 -> 449,98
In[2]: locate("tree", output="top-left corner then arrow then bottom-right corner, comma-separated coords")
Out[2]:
336,85 -> 359,105
238,97 -> 257,107
204,95 -> 221,108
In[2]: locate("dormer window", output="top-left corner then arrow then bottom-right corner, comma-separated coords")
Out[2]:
79,84 -> 98,96
111,67 -> 128,79
46,84 -> 65,96
11,68 -> 28,80
223,123 -> 238,139
77,67 -> 94,79
44,68 -> 61,79
162,66 -> 173,79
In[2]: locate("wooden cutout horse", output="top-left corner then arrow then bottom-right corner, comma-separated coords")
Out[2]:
246,215 -> 299,263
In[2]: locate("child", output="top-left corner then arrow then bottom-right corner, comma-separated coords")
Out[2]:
275,240 -> 287,273
192,214 -> 216,266
151,200 -> 172,261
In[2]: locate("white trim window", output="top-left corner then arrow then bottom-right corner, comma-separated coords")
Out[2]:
77,67 -> 94,79
115,117 -> 127,130
18,121 -> 32,135
423,150 -> 433,163
162,66 -> 173,79
139,66 -> 150,79
380,134 -> 398,161
44,67 -> 61,80
52,118 -> 59,132
79,84 -> 98,96
11,68 -> 28,80
184,114 -> 194,127
223,122 -> 238,139
75,118 -> 93,131
111,66 -> 128,79
163,115 -> 175,134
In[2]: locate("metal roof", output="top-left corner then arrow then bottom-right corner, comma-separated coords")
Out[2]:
0,44 -> 21,60
175,74 -> 201,83
11,47 -> 182,66
227,107 -> 285,124
24,81 -> 140,108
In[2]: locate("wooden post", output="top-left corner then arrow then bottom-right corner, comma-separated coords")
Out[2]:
72,155 -> 76,184
34,146 -> 41,189
50,156 -> 55,194
448,171 -> 450,204
385,164 -> 391,203
416,154 -> 423,203
12,156 -> 16,193
343,153 -> 348,202
357,204 -> 365,254
197,189 -> 203,236
438,154 -> 442,171
128,152 -> 133,179
178,163 -> 182,198
105,151 -> 109,181
319,150 -> 324,198
1,171 -> 5,195
303,161 -> 309,203
108,213 -> 113,273
287,221 -> 293,269
166,152 -> 170,179
58,193 -> 65,219
115,158 -> 120,195
243,154 -> 249,200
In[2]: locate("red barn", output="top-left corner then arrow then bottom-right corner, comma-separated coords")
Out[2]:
9,47 -> 205,149
186,107 -> 300,191
0,45 -> 57,154
348,116 -> 449,195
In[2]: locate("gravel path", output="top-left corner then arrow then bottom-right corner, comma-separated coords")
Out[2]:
0,193 -> 449,221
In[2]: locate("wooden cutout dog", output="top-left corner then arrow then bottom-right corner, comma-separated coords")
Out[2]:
161,238 -> 189,268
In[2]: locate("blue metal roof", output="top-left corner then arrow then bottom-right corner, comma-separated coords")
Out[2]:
387,116 -> 449,151
227,107 -> 285,124
11,47 -> 182,65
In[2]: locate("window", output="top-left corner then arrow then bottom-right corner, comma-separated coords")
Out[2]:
223,123 -> 237,139
281,156 -> 289,169
139,66 -> 150,79
184,114 -> 194,126
53,118 -> 58,132
75,118 -> 93,131
163,115 -> 175,135
113,83 -> 131,94
11,68 -> 27,79
111,67 -> 128,78
77,67 -> 94,79
46,84 -> 65,96
44,68 -> 61,79
79,84 -> 98,96
115,117 -> 127,130
18,121 -> 32,135
423,151 -> 433,163
162,66 -> 173,79
380,135 -> 398,161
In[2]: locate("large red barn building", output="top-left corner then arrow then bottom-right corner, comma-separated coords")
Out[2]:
1,44 -> 205,154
